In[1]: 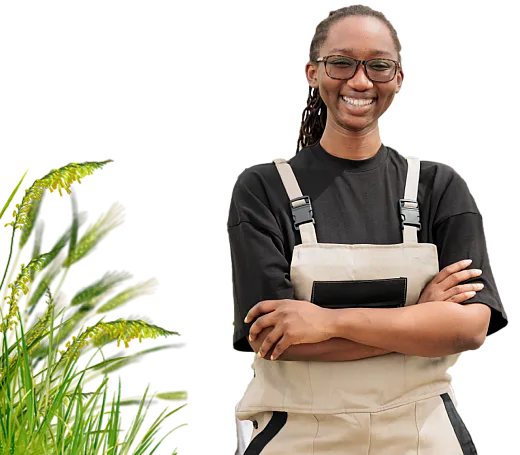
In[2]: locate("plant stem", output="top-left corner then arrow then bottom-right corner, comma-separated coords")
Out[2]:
0,248 -> 24,356
0,248 -> 24,316
50,268 -> 70,304
0,232 -> 16,306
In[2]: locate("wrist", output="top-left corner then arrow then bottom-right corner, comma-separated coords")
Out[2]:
328,308 -> 354,339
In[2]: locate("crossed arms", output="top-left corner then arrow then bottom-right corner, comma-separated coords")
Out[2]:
246,260 -> 492,361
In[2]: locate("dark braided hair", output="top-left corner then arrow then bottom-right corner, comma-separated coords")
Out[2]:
297,5 -> 402,152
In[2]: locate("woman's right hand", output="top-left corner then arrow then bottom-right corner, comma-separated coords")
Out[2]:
418,259 -> 484,305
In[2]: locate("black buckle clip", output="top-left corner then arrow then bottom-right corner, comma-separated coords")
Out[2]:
290,196 -> 315,230
399,199 -> 422,230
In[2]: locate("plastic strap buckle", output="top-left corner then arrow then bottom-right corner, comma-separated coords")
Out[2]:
399,199 -> 422,230
290,196 -> 315,230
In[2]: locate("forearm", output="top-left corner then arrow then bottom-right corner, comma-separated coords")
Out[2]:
331,300 -> 481,357
250,327 -> 393,361
279,338 -> 393,362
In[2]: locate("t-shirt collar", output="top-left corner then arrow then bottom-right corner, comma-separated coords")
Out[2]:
310,140 -> 387,172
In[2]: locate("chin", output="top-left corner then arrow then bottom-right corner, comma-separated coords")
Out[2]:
336,116 -> 374,132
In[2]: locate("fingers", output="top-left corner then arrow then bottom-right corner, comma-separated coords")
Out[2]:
446,291 -> 478,303
249,312 -> 277,342
440,268 -> 482,290
269,335 -> 292,361
244,300 -> 279,324
444,282 -> 485,302
432,259 -> 473,284
256,325 -> 283,359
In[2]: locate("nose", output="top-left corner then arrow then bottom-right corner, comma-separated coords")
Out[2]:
347,63 -> 374,90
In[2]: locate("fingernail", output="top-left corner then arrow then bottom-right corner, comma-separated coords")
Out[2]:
463,259 -> 472,265
476,283 -> 484,289
474,269 -> 482,275
257,351 -> 262,357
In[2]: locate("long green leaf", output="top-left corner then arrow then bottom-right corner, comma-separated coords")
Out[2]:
84,343 -> 184,380
132,403 -> 187,455
144,422 -> 190,455
119,385 -> 152,455
0,228 -> 16,316
0,169 -> 30,222
88,390 -> 190,414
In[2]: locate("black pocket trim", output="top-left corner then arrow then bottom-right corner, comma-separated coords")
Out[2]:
244,411 -> 288,455
311,278 -> 407,309
440,393 -> 478,455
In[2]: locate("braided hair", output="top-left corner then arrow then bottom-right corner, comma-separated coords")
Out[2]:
297,5 -> 403,152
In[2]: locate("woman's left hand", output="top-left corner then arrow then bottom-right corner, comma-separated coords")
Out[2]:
244,299 -> 334,360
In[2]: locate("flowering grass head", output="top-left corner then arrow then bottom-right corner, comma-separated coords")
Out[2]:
5,160 -> 112,232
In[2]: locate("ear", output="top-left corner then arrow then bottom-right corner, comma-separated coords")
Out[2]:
395,68 -> 404,94
305,61 -> 319,89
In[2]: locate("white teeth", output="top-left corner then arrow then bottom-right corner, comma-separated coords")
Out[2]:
342,97 -> 374,106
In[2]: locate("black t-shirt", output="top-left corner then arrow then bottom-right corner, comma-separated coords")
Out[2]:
227,141 -> 508,352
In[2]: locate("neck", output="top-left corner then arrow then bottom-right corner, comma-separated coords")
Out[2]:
319,121 -> 382,160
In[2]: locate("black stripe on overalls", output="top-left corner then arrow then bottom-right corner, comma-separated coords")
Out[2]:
243,411 -> 288,455
441,393 -> 478,455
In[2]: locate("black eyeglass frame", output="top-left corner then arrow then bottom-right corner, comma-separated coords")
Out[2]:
315,55 -> 401,83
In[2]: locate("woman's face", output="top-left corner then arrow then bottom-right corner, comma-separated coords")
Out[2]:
306,16 -> 404,134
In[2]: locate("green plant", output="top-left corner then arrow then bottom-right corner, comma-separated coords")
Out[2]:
0,161 -> 187,454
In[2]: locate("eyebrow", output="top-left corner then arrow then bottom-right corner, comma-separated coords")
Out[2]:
329,48 -> 394,57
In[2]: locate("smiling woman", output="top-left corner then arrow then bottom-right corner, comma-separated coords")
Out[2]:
303,13 -> 402,146
227,4 -> 508,455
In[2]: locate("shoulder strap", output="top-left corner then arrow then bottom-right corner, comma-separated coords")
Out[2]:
273,156 -> 422,245
273,159 -> 317,244
401,156 -> 421,243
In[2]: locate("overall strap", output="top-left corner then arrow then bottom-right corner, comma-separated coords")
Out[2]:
400,156 -> 422,243
273,158 -> 317,244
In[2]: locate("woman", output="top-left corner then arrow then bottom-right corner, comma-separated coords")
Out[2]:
228,5 -> 508,454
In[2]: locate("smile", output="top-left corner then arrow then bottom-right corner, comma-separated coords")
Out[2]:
341,96 -> 375,106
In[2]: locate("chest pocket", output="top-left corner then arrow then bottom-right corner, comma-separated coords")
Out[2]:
311,277 -> 407,309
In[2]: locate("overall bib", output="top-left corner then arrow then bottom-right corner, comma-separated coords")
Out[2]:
235,156 -> 478,455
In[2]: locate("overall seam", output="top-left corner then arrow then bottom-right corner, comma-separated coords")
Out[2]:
367,412 -> 372,455
414,400 -> 420,455
308,360 -> 315,455
312,414 -> 319,455
307,360 -> 314,412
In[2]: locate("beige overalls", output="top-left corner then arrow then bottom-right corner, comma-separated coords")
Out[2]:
235,156 -> 478,454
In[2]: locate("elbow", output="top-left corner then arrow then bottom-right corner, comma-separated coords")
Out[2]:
450,332 -> 479,355
465,303 -> 491,350
467,330 -> 486,351
461,332 -> 485,352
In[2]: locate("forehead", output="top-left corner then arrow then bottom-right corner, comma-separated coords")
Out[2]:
320,16 -> 396,59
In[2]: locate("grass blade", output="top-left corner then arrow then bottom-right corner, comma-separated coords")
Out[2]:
147,422 -> 190,455
132,403 -> 187,455
0,169 -> 28,221
118,384 -> 152,455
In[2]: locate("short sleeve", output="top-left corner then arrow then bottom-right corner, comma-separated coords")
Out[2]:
433,212 -> 508,336
228,172 -> 294,352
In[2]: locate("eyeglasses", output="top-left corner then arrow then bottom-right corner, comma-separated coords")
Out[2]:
315,55 -> 401,83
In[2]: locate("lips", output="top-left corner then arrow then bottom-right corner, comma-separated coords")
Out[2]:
341,96 -> 376,106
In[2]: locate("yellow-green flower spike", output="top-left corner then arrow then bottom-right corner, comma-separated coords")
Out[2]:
0,253 -> 45,332
5,158 -> 115,230
59,317 -> 181,357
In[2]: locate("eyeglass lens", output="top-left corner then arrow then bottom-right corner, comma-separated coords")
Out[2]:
326,56 -> 396,82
